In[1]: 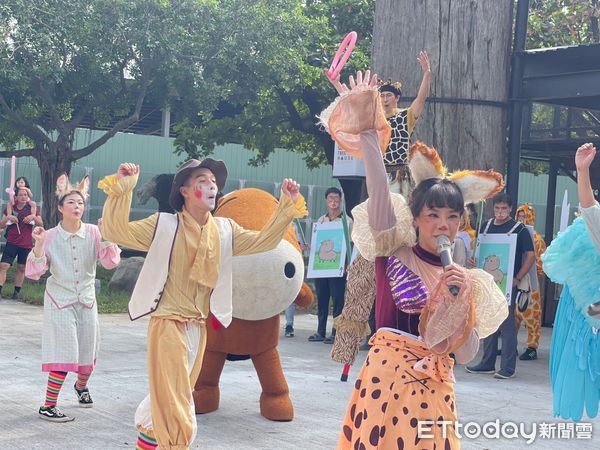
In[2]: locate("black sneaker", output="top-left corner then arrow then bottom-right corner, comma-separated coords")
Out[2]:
519,347 -> 537,361
11,291 -> 20,300
284,325 -> 294,338
323,335 -> 335,344
74,385 -> 94,408
494,370 -> 515,379
38,406 -> 75,422
465,365 -> 495,374
308,333 -> 325,342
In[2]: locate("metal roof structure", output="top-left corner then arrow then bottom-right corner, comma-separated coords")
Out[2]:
506,0 -> 600,326
518,44 -> 600,170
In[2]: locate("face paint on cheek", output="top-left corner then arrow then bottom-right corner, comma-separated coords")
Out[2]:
194,190 -> 203,200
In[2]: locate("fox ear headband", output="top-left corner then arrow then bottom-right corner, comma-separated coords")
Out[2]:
408,141 -> 504,204
56,173 -> 90,201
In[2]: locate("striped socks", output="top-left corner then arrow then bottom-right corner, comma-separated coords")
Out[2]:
75,372 -> 91,391
44,371 -> 67,407
136,431 -> 158,450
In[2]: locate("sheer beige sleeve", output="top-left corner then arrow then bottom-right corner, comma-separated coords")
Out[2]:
351,191 -> 416,261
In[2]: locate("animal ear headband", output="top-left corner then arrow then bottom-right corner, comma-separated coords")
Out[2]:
408,141 -> 504,204
56,173 -> 90,200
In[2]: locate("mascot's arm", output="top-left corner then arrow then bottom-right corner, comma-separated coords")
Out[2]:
98,174 -> 157,251
293,282 -> 314,309
231,194 -> 307,257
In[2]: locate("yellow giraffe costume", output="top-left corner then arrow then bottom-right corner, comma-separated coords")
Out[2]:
514,204 -> 547,353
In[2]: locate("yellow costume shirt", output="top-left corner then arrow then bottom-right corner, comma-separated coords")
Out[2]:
99,173 -> 307,320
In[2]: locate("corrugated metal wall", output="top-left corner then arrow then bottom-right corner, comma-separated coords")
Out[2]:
1,129 -> 341,229
1,129 -> 580,240
518,172 -> 578,238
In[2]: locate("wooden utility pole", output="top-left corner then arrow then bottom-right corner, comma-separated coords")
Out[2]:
372,0 -> 514,175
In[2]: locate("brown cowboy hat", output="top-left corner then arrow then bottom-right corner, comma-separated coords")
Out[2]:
169,158 -> 228,211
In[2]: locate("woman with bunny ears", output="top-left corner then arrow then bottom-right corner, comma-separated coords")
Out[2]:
26,174 -> 121,423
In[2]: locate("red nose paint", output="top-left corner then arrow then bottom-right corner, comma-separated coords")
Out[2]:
194,190 -> 203,199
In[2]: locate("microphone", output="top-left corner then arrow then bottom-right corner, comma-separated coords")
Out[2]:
436,235 -> 460,296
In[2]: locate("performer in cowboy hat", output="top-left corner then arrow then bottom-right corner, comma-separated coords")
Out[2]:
98,158 -> 307,450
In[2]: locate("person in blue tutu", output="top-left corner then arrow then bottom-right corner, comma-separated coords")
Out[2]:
542,142 -> 600,421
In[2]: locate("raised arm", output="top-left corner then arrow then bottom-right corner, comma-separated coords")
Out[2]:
98,163 -> 157,252
232,179 -> 307,256
575,143 -> 600,252
332,70 -> 396,231
26,226 -> 49,280
410,51 -> 431,119
576,143 -> 596,208
361,130 -> 397,230
325,69 -> 396,231
94,220 -> 121,269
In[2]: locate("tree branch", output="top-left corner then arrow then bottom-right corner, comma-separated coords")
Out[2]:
0,148 -> 39,158
70,62 -> 155,161
277,88 -> 307,132
301,87 -> 326,120
67,84 -> 129,132
31,76 -> 66,134
0,92 -> 52,146
591,0 -> 600,42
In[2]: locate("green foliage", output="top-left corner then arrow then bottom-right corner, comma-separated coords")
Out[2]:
173,0 -> 376,167
525,1 -> 599,176
528,0 -> 600,48
520,159 -> 549,176
0,0 -> 220,137
0,0 -> 227,226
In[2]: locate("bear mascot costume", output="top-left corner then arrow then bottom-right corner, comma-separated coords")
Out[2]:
193,188 -> 313,421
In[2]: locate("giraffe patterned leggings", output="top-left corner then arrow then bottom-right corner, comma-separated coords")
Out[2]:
515,289 -> 542,350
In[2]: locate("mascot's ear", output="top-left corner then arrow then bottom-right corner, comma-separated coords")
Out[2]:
449,170 -> 504,205
76,175 -> 90,199
55,173 -> 71,199
408,141 -> 446,185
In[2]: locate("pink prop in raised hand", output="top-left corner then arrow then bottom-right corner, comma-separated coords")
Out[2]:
326,31 -> 357,81
4,156 -> 16,229
4,156 -> 15,205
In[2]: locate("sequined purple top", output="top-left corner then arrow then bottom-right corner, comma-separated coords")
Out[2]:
375,245 -> 442,335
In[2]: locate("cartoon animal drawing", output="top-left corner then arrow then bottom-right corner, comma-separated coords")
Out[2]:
483,254 -> 505,284
318,239 -> 337,262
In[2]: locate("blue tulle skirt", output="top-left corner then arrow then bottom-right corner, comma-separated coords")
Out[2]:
543,218 -> 600,420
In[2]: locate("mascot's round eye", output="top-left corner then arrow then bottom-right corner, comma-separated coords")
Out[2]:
284,262 -> 296,279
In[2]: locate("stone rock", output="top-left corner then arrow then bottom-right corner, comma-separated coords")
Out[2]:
108,257 -> 145,293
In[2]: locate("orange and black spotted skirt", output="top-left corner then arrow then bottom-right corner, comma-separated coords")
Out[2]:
337,329 -> 460,450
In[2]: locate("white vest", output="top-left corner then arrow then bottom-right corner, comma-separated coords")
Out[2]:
128,213 -> 234,326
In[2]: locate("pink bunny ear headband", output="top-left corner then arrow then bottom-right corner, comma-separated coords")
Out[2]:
56,173 -> 90,200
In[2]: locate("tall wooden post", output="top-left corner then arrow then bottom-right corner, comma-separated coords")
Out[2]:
372,0 -> 514,174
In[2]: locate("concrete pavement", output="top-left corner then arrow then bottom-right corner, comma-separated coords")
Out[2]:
1,298 -> 598,449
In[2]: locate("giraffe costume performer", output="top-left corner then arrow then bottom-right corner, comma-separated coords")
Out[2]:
514,204 -> 546,355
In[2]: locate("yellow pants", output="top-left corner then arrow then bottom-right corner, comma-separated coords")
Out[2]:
515,289 -> 542,350
135,317 -> 206,450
